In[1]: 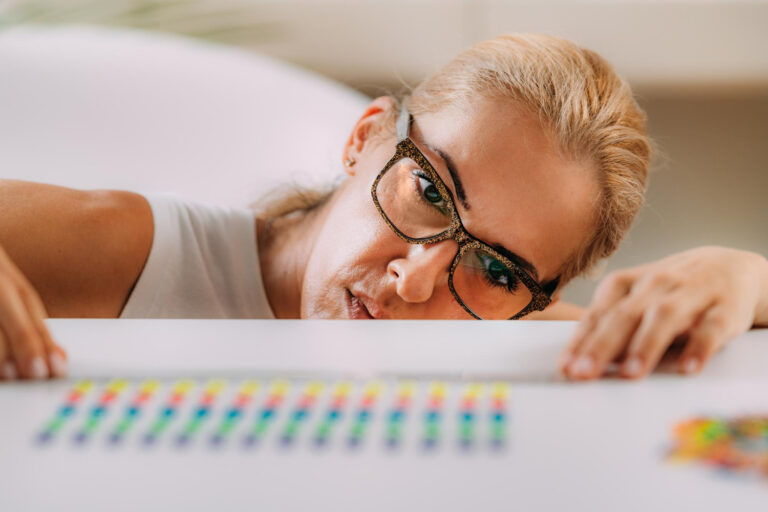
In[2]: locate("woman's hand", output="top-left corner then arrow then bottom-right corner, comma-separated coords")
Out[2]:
0,244 -> 67,380
559,246 -> 768,380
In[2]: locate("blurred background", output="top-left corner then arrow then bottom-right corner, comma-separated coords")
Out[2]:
1,0 -> 766,306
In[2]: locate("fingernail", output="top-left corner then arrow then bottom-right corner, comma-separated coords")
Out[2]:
558,352 -> 574,371
2,362 -> 17,380
49,353 -> 68,377
682,357 -> 700,374
623,356 -> 643,378
30,357 -> 49,379
569,355 -> 594,377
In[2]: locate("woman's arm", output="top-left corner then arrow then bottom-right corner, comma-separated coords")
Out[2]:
0,180 -> 153,317
0,180 -> 153,379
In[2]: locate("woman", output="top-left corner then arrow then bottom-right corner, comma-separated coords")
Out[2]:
0,34 -> 766,383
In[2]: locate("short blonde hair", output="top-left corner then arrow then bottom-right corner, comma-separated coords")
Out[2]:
257,34 -> 651,284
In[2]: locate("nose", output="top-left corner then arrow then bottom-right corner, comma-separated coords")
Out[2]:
387,240 -> 458,303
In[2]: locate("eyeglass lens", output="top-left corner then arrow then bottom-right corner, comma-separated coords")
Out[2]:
375,156 -> 533,319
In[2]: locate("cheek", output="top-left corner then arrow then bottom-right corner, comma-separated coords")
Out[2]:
426,286 -> 474,320
318,202 -> 395,271
299,187 -> 401,315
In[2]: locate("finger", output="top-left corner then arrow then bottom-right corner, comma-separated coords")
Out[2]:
0,284 -> 49,380
655,334 -> 690,371
0,329 -> 17,381
0,245 -> 34,287
558,270 -> 637,374
620,290 -> 715,379
564,267 -> 681,380
19,285 -> 67,377
677,306 -> 734,375
558,311 -> 599,373
0,247 -> 43,379
565,301 -> 644,380
0,247 -> 65,378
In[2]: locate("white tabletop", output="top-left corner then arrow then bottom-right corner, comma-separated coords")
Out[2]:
1,319 -> 766,511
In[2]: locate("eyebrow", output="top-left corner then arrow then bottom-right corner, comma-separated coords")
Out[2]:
420,141 -> 471,211
492,244 -> 540,282
415,129 -> 544,284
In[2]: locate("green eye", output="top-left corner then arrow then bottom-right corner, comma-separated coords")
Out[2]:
412,171 -> 450,217
418,176 -> 443,204
487,259 -> 509,283
475,252 -> 519,292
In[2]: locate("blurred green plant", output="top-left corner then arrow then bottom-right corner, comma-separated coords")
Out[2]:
0,0 -> 283,43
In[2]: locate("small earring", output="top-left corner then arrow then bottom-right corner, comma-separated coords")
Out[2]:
345,157 -> 356,167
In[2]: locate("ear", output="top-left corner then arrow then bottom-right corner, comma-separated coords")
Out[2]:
342,96 -> 397,177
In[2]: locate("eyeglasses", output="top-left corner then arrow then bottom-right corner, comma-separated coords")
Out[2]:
371,105 -> 555,320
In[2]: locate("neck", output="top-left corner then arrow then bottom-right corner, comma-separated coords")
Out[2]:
256,201 -> 327,319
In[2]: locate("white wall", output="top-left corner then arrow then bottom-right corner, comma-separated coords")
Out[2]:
562,93 -> 768,305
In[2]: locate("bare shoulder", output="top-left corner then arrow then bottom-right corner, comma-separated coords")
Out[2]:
526,301 -> 585,320
0,180 -> 154,317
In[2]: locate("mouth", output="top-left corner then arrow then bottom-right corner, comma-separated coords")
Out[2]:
345,289 -> 374,319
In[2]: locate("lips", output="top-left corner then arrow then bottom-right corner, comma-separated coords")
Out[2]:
346,289 -> 373,319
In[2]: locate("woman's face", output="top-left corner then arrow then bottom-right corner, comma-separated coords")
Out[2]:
300,96 -> 599,319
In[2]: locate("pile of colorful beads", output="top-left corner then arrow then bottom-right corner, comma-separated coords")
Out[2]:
668,415 -> 768,479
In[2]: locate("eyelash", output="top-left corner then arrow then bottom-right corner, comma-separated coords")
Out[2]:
478,254 -> 521,293
413,168 -> 433,187
412,170 -> 448,210
483,272 -> 520,293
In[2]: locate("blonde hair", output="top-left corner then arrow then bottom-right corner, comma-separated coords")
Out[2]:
256,34 -> 651,284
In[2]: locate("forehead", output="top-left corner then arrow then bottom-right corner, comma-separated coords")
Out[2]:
410,97 -> 599,281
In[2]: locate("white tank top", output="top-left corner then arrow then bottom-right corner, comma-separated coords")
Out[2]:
119,193 -> 275,319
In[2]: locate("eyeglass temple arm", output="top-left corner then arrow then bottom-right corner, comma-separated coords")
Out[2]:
396,104 -> 411,142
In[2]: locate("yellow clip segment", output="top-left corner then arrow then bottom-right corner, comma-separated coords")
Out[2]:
305,381 -> 325,396
363,381 -> 384,396
491,382 -> 510,399
334,381 -> 353,396
74,380 -> 94,393
172,380 -> 195,394
429,382 -> 447,398
139,380 -> 161,394
106,379 -> 129,393
463,382 -> 484,399
239,380 -> 260,395
204,380 -> 228,394
397,380 -> 416,397
270,379 -> 290,396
